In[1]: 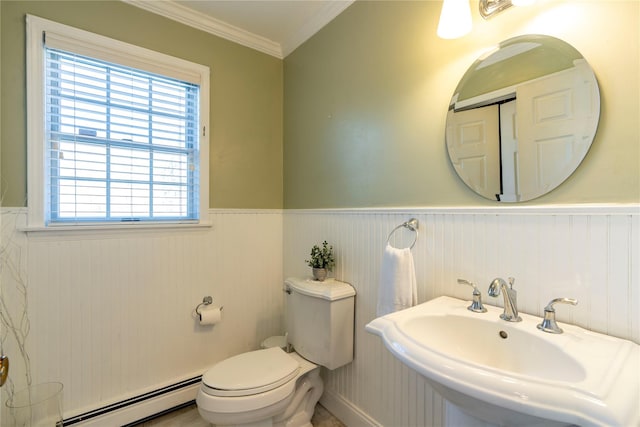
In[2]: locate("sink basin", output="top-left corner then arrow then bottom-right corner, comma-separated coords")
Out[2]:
401,314 -> 586,383
365,296 -> 639,427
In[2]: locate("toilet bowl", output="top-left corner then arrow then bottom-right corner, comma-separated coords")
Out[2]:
197,347 -> 322,426
197,278 -> 355,427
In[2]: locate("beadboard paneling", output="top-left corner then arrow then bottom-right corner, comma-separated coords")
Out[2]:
1,209 -> 283,422
284,206 -> 639,427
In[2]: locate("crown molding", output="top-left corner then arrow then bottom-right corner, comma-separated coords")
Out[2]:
122,0 -> 283,58
281,0 -> 355,57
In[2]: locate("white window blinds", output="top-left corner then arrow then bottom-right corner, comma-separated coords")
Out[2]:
44,46 -> 200,223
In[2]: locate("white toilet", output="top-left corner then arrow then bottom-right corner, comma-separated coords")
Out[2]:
196,277 -> 356,427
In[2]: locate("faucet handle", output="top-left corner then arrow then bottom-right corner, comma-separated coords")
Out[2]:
508,277 -> 515,288
457,279 -> 487,313
544,297 -> 578,312
537,298 -> 578,334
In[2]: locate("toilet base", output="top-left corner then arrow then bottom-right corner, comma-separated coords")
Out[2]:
217,420 -> 277,427
199,394 -> 292,426
272,368 -> 322,427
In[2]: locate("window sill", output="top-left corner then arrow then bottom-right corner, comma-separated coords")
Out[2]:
21,221 -> 213,237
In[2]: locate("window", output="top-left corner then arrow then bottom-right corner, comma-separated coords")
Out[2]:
27,15 -> 210,229
46,49 -> 200,222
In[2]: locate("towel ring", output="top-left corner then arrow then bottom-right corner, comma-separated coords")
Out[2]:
386,218 -> 419,249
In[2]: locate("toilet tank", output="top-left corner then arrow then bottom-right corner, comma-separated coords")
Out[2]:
284,277 -> 355,370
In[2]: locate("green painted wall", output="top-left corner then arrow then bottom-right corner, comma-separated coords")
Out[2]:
284,1 -> 640,208
4,1 -> 638,210
0,1 -> 283,209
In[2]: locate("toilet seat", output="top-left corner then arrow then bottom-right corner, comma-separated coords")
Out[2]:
202,347 -> 299,397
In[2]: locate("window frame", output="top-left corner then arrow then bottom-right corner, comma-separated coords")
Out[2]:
26,15 -> 210,231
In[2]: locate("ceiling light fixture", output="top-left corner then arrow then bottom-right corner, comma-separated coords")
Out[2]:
437,0 -> 473,39
438,0 -> 534,39
479,0 -> 513,19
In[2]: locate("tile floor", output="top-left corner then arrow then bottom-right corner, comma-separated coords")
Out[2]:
138,402 -> 346,426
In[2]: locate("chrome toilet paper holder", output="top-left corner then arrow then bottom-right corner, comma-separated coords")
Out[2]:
195,296 -> 223,316
196,296 -> 211,314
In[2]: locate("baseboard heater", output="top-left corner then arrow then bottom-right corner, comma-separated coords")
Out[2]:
63,376 -> 201,426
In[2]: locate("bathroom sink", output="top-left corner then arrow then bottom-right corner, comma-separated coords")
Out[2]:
365,296 -> 639,427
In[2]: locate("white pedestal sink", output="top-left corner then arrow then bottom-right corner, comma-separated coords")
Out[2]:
365,296 -> 639,427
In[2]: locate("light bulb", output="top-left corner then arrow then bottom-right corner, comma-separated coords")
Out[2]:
437,0 -> 473,39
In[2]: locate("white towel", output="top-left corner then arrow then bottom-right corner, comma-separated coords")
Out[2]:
377,243 -> 418,316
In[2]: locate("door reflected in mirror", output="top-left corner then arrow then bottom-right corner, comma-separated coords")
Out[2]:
446,34 -> 600,202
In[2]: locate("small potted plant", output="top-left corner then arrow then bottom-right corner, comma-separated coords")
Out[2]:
305,240 -> 335,281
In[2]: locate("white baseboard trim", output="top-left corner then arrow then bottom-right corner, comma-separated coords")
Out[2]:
319,389 -> 381,427
71,382 -> 200,426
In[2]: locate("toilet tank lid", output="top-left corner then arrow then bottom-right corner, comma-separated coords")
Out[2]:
285,277 -> 355,301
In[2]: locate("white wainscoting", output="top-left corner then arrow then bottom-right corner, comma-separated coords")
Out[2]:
2,205 -> 637,426
0,208 -> 284,424
284,205 -> 639,427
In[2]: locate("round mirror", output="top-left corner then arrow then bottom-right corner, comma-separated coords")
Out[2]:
446,35 -> 600,202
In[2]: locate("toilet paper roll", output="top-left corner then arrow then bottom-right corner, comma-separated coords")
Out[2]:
199,305 -> 222,326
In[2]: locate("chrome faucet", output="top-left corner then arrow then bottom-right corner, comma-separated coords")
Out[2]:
488,277 -> 521,322
537,298 -> 578,334
457,278 -> 487,313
